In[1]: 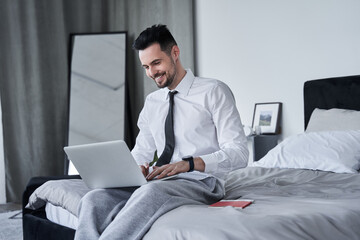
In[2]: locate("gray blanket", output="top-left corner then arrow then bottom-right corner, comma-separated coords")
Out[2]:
144,167 -> 360,240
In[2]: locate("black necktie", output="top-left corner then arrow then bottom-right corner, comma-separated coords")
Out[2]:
156,91 -> 178,166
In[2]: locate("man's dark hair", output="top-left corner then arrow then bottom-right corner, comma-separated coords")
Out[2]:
133,24 -> 177,55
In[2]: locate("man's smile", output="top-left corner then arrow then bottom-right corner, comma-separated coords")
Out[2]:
154,73 -> 165,83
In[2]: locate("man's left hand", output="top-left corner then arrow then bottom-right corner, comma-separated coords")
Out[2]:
146,161 -> 189,180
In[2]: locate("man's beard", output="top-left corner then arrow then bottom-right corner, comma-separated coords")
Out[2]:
154,61 -> 176,89
155,71 -> 175,89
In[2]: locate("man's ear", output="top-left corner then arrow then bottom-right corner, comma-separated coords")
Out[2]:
171,45 -> 180,61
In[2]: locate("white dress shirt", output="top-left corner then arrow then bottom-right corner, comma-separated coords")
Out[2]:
131,69 -> 249,180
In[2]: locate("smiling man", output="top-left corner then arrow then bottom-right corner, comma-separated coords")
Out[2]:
74,24 -> 248,240
140,42 -> 183,89
132,25 -> 248,181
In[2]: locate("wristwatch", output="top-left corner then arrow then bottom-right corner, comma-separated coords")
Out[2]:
182,156 -> 194,172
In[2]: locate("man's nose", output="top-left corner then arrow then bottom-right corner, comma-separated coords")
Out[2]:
149,67 -> 158,78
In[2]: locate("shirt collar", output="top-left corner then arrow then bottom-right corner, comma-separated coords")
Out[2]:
163,69 -> 195,100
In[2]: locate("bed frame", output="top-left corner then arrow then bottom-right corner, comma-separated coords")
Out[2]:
303,75 -> 360,128
22,75 -> 360,239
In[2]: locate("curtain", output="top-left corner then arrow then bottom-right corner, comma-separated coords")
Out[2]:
0,0 -> 194,203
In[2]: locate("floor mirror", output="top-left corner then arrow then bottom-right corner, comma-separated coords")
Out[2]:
67,32 -> 127,175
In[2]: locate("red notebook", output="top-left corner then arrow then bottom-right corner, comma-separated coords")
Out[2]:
209,199 -> 254,209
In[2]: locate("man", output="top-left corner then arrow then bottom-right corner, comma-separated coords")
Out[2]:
75,24 -> 248,240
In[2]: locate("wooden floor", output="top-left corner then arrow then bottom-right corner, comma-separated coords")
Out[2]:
0,203 -> 21,213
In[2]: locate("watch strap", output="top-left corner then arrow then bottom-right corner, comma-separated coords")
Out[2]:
182,156 -> 194,172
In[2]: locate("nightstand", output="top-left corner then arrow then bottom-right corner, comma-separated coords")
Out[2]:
248,135 -> 279,162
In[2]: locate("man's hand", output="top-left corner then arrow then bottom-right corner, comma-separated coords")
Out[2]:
139,162 -> 150,177
146,160 -> 190,180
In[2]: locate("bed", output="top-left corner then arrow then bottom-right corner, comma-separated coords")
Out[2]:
23,75 -> 360,239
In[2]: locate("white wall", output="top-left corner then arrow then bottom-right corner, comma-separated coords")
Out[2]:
195,0 -> 360,139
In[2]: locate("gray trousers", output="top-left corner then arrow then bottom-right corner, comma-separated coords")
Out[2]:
75,177 -> 224,240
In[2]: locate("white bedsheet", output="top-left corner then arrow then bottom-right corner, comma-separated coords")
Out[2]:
45,203 -> 78,230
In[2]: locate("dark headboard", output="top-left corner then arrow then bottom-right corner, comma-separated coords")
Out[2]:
303,75 -> 360,130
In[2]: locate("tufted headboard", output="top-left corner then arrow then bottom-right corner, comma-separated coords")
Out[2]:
303,75 -> 360,130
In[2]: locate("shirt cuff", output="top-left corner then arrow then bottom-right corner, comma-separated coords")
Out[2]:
199,153 -> 219,173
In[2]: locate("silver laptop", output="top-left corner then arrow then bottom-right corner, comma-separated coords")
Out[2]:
64,140 -> 148,189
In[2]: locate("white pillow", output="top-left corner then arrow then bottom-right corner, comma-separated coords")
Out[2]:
253,130 -> 360,173
306,108 -> 360,132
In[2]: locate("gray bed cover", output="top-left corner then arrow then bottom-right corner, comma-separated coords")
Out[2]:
145,167 -> 360,240
28,166 -> 360,239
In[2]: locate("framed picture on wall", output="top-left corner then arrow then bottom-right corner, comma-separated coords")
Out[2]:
252,102 -> 282,134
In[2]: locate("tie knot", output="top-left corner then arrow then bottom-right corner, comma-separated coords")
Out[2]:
168,91 -> 178,99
